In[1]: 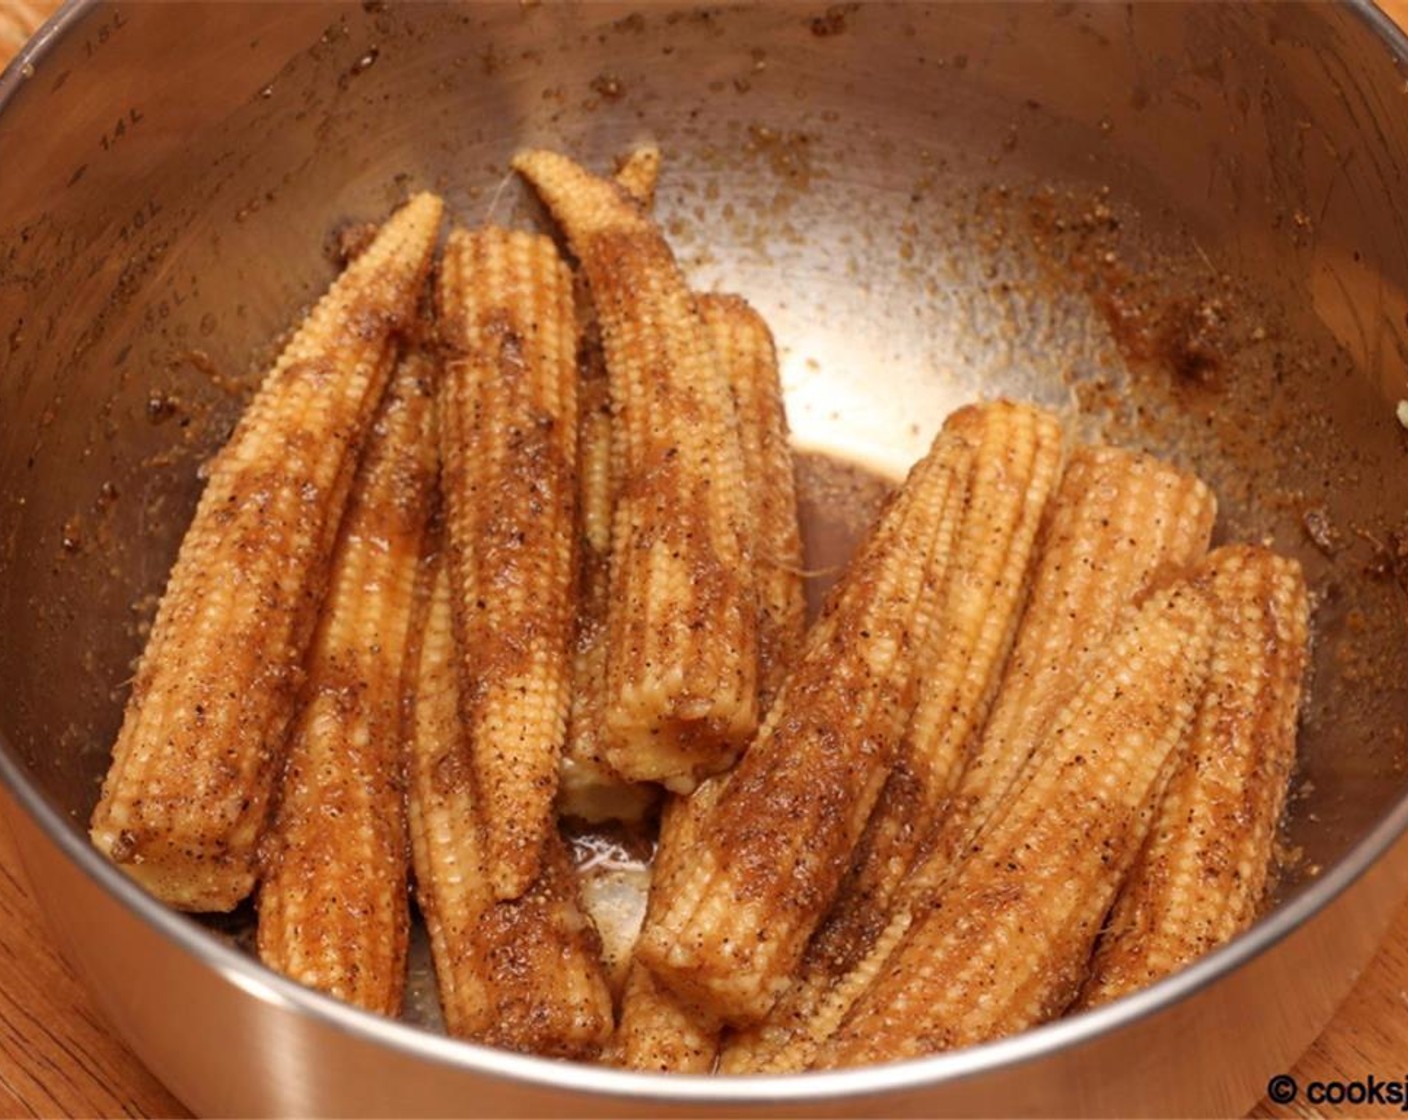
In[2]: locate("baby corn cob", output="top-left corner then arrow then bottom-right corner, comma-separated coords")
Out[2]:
562,290 -> 803,824
256,346 -> 439,1015
554,140 -> 670,822
699,293 -> 807,712
1075,545 -> 1309,1009
614,144 -> 662,210
731,443 -> 1216,1070
513,148 -> 758,790
617,795 -> 721,1073
407,561 -> 613,1057
617,966 -> 721,1074
618,295 -> 808,1065
558,373 -> 659,823
635,404 -> 1055,1025
927,446 -> 1217,868
90,192 -> 443,911
557,139 -> 668,824
437,227 -> 579,901
617,782 -> 724,1072
724,403 -> 1062,1072
815,582 -> 1217,1068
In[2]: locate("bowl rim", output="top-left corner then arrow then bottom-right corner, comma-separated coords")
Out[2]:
3,0 -> 1408,1105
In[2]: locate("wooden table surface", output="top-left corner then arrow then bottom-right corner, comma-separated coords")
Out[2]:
4,4 -> 1408,1118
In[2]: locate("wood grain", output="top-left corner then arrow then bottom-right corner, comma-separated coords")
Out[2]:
0,823 -> 185,1119
13,827 -> 1408,1118
2,2 -> 1408,1116
1250,911 -> 1408,1118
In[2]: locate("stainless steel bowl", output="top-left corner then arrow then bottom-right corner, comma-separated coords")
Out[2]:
4,2 -> 1408,1114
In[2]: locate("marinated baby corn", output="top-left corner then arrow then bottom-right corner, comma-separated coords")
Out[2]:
724,403 -> 1063,1072
617,967 -> 720,1073
923,446 -> 1217,877
1076,545 -> 1309,1009
617,784 -> 724,1072
558,372 -> 657,823
407,561 -> 614,1056
816,582 -> 1217,1068
729,443 -> 1216,1071
814,402 -> 1061,931
90,192 -> 443,911
699,293 -> 807,712
561,291 -> 803,824
557,151 -> 668,825
617,295 -> 808,1067
437,227 -> 580,901
514,148 -> 758,790
636,403 -> 1048,1025
256,346 -> 439,1015
614,144 -> 662,210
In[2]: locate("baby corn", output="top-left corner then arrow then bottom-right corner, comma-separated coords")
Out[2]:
926,446 -> 1217,874
735,443 -> 1216,1070
636,403 -> 1052,1025
816,583 -> 1216,1068
558,150 -> 668,824
725,403 -> 1062,1072
614,144 -> 662,210
616,966 -> 721,1074
558,373 -> 658,823
562,290 -> 803,825
617,785 -> 724,1072
699,293 -> 807,711
620,295 -> 808,1065
90,193 -> 443,911
437,227 -> 579,901
514,148 -> 758,791
407,561 -> 614,1057
1076,545 -> 1309,1009
256,346 -> 439,1015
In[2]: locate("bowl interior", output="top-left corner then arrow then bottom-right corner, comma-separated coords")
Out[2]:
1,0 -> 1407,1057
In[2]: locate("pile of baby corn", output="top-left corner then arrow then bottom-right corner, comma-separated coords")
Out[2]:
89,146 -> 1309,1071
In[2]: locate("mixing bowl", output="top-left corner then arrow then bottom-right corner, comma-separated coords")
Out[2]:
3,2 -> 1408,1114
